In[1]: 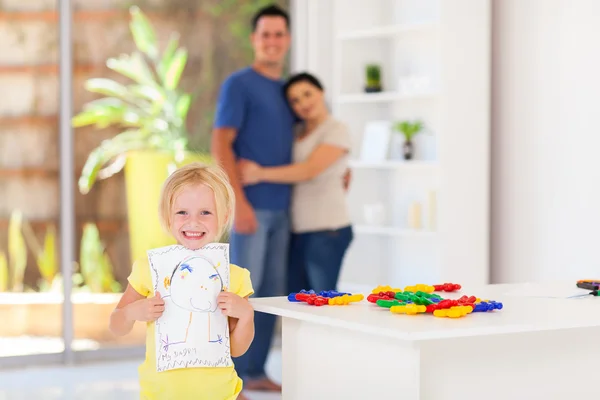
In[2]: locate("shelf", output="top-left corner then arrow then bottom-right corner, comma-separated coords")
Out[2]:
354,225 -> 436,237
337,22 -> 438,40
349,160 -> 438,170
336,91 -> 436,104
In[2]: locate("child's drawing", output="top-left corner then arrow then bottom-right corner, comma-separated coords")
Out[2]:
148,243 -> 232,372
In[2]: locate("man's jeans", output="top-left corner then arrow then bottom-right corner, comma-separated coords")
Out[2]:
230,209 -> 290,380
288,225 -> 354,293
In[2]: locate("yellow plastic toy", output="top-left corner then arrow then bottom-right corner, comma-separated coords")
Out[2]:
390,304 -> 427,315
371,285 -> 402,294
433,305 -> 473,318
328,294 -> 364,305
404,284 -> 435,294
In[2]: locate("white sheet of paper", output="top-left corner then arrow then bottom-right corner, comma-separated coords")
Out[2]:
148,243 -> 231,372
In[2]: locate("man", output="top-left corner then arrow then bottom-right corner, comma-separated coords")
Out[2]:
211,4 -> 293,395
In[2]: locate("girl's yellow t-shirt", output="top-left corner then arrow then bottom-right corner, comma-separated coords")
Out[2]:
128,257 -> 254,400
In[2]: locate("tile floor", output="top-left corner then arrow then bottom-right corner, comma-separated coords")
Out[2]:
0,348 -> 282,400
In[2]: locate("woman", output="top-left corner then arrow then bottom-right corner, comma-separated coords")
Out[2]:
238,72 -> 353,293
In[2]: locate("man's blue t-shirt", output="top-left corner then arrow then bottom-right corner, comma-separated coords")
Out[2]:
214,67 -> 295,211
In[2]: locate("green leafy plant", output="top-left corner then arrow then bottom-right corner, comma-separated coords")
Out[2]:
0,251 -> 8,292
21,220 -> 59,292
72,6 -> 193,194
79,223 -> 122,293
37,224 -> 57,287
4,210 -> 58,292
365,64 -> 382,92
394,120 -> 424,142
8,211 -> 27,292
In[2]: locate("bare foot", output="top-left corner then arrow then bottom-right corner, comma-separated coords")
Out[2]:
243,377 -> 282,392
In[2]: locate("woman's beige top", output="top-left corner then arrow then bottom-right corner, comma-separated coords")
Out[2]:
290,116 -> 352,233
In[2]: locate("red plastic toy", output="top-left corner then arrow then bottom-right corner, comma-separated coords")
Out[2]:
367,291 -> 396,303
295,293 -> 329,306
433,283 -> 462,292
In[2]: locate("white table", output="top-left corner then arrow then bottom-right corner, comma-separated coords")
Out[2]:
250,282 -> 600,400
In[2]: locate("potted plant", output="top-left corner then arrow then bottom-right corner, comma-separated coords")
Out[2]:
72,6 -> 210,264
393,120 -> 424,160
365,64 -> 382,93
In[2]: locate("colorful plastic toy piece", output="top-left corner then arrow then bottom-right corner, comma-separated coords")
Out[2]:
404,284 -> 435,294
394,292 -> 413,302
371,285 -> 402,294
433,305 -> 473,318
433,283 -> 462,292
318,290 -> 349,298
367,292 -> 396,303
328,294 -> 364,305
390,304 -> 427,315
294,293 -> 329,306
457,295 -> 477,304
288,289 -> 315,302
472,301 -> 503,312
415,291 -> 442,299
376,299 -> 406,308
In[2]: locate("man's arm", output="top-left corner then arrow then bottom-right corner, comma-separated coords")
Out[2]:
211,128 -> 257,234
252,144 -> 346,183
211,128 -> 245,203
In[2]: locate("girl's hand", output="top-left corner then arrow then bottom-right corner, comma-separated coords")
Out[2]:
217,292 -> 253,321
237,159 -> 263,186
125,293 -> 165,322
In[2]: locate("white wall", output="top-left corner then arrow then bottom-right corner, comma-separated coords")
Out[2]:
290,0 -> 334,102
492,0 -> 600,283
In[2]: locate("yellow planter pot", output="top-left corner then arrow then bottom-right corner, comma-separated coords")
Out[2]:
124,150 -> 211,265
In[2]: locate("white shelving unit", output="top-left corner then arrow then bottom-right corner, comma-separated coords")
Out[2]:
348,159 -> 438,170
336,21 -> 438,40
337,91 -> 436,104
292,0 -> 491,291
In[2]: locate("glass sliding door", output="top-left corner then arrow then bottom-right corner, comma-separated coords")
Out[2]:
0,1 -> 64,363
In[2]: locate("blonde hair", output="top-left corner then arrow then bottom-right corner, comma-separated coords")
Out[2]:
158,162 -> 235,241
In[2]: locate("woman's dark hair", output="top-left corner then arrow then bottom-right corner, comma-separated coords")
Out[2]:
283,72 -> 324,98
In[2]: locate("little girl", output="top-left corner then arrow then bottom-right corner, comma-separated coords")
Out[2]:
109,162 -> 255,400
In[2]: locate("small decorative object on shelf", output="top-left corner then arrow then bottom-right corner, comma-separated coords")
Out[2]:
427,191 -> 437,230
364,64 -> 382,93
393,120 -> 424,160
408,201 -> 422,230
